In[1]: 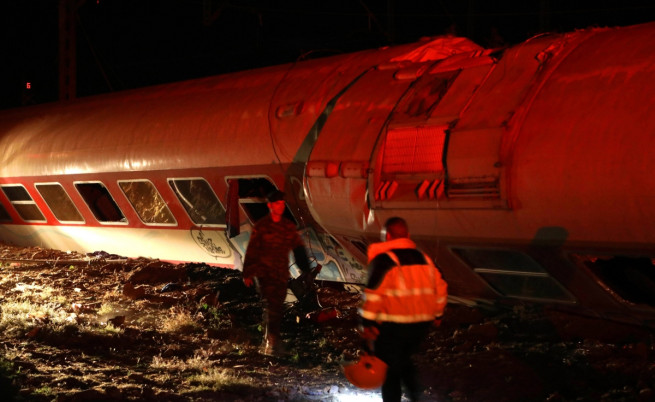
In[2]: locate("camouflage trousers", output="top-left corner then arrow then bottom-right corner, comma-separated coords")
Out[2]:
256,276 -> 288,343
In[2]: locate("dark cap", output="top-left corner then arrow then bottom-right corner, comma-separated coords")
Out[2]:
267,190 -> 285,202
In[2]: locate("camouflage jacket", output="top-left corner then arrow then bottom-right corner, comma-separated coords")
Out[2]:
242,215 -> 307,283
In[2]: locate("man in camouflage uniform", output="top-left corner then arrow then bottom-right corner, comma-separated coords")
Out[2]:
242,189 -> 311,356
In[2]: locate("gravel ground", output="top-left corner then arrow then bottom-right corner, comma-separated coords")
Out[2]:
0,243 -> 654,401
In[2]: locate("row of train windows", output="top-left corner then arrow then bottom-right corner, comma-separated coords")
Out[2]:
0,179 -> 228,226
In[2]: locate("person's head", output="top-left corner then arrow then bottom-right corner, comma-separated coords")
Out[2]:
382,217 -> 409,241
266,190 -> 286,220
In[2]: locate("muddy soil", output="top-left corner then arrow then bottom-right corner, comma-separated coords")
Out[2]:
0,243 -> 654,401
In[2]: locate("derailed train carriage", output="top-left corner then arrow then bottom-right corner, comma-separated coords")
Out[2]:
2,21 -> 655,326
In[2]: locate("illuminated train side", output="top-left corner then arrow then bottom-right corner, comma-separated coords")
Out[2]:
2,22 -> 655,325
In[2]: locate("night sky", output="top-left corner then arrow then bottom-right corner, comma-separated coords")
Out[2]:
2,1 -> 655,110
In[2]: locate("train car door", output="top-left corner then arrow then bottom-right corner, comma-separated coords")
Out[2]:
224,177 -> 342,280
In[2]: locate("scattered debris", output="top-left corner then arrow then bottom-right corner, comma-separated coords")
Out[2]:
0,242 -> 654,401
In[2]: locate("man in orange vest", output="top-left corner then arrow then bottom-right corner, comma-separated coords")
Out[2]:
359,216 -> 448,401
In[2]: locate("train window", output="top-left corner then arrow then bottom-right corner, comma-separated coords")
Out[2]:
35,183 -> 84,223
453,248 -> 575,303
0,203 -> 11,222
232,177 -> 297,225
349,239 -> 368,256
74,182 -> 127,223
168,178 -> 225,225
0,185 -> 46,222
118,180 -> 176,225
392,72 -> 456,119
576,254 -> 655,307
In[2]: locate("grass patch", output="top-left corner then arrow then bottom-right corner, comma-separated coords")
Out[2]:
10,283 -> 68,304
0,300 -> 72,338
151,354 -> 212,372
32,386 -> 55,397
161,307 -> 201,334
97,303 -> 122,317
187,367 -> 254,391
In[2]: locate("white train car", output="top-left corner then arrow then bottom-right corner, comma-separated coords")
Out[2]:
2,23 -> 655,325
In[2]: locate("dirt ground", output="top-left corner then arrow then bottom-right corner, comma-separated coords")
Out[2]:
0,243 -> 654,402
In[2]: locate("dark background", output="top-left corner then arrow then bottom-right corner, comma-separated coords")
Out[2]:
3,0 -> 655,110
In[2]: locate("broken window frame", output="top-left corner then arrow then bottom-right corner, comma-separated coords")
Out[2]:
74,181 -> 127,224
168,177 -> 226,226
118,179 -> 177,226
0,184 -> 46,222
35,182 -> 85,224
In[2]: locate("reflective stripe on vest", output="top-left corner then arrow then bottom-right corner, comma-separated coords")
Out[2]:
360,250 -> 447,324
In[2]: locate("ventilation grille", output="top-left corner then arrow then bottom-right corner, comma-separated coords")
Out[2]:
381,126 -> 446,175
447,178 -> 500,198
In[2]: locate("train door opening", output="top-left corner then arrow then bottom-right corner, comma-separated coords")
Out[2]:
225,177 -> 350,282
226,177 -> 297,227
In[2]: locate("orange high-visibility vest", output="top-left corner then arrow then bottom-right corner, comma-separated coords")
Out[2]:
359,238 -> 448,324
